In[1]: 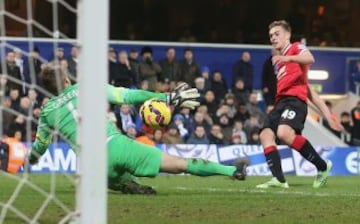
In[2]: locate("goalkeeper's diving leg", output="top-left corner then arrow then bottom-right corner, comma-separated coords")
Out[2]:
107,134 -> 249,183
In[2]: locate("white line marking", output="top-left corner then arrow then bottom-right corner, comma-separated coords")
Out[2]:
174,186 -> 360,198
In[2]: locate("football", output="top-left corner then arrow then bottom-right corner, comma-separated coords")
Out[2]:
139,98 -> 172,129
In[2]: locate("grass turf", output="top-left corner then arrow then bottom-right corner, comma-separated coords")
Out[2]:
0,174 -> 360,224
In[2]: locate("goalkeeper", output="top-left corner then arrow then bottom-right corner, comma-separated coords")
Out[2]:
28,64 -> 248,194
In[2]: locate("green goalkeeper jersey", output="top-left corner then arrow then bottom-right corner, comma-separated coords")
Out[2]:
32,84 -> 167,157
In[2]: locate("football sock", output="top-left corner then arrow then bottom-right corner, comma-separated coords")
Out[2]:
186,159 -> 236,176
291,135 -> 327,171
264,146 -> 286,183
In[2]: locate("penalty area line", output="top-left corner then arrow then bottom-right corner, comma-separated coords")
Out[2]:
174,186 -> 360,198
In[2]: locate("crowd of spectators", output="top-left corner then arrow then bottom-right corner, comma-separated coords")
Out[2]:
106,46 -> 266,146
317,100 -> 360,146
1,45 -> 359,146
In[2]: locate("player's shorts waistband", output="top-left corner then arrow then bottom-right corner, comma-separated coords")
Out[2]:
277,95 -> 307,105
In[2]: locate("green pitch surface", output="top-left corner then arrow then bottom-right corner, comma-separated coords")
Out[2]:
1,174 -> 360,224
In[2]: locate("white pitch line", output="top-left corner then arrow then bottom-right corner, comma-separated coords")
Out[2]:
174,186 -> 360,198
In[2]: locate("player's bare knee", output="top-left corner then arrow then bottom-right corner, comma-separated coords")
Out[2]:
161,153 -> 187,174
276,130 -> 288,143
259,130 -> 268,142
277,127 -> 295,145
259,128 -> 274,143
173,157 -> 187,173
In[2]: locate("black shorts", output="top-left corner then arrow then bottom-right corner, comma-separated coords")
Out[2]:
264,96 -> 307,134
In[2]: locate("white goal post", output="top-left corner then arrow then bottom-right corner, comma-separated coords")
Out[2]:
0,0 -> 108,223
75,0 -> 108,224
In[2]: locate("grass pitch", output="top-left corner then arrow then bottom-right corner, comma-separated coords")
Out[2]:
1,174 -> 360,224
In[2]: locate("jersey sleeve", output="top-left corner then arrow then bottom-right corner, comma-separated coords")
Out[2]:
31,114 -> 53,158
293,42 -> 308,55
106,84 -> 167,105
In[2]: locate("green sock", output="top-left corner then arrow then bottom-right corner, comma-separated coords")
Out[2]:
186,159 -> 236,177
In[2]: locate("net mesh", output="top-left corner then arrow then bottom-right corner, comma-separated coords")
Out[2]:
0,1 -> 78,223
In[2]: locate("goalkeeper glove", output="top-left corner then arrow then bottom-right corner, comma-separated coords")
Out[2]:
28,149 -> 40,165
167,82 -> 200,109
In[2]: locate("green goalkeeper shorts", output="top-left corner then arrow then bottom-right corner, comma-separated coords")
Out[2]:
107,133 -> 162,179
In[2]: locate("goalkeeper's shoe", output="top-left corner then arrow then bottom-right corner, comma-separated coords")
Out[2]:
313,160 -> 332,189
110,181 -> 157,195
256,178 -> 289,189
232,158 -> 250,181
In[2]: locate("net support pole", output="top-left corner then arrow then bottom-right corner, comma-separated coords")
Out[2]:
75,0 -> 108,223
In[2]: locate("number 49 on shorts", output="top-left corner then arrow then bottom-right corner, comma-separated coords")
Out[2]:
281,109 -> 296,120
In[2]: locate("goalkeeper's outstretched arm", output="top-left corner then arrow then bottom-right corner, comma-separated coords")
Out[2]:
106,85 -> 167,105
106,83 -> 200,109
29,115 -> 53,164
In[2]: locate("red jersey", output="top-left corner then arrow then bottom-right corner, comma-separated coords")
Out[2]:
275,42 -> 309,103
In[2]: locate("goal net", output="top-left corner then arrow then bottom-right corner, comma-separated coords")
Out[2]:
0,1 -> 108,223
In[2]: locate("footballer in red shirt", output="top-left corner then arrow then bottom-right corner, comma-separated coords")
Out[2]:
274,41 -> 309,103
256,20 -> 343,189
